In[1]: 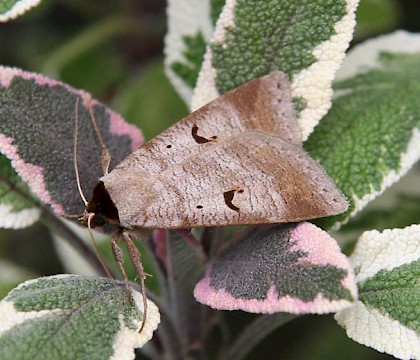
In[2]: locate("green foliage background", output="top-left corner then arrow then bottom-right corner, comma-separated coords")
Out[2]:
0,0 -> 418,359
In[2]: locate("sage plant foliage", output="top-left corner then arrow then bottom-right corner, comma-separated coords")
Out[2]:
0,1 -> 419,360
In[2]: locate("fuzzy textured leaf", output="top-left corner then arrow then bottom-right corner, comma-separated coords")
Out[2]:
0,66 -> 143,218
335,224 -> 420,360
195,222 -> 357,314
0,275 -> 160,360
0,0 -> 40,22
306,31 -> 420,229
192,0 -> 358,141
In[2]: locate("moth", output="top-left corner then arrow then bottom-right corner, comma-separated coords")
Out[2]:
76,71 -> 348,329
84,71 -> 347,231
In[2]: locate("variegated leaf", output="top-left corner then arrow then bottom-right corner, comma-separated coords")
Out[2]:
306,31 -> 420,229
192,0 -> 359,141
0,275 -> 160,360
335,224 -> 420,360
164,0 -> 216,103
0,66 -> 143,218
194,222 -> 357,314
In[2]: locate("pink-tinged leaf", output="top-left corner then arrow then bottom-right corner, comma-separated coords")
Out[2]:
194,222 -> 357,314
0,66 -> 143,217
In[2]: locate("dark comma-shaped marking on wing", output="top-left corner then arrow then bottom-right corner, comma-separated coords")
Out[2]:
192,124 -> 218,144
223,188 -> 245,212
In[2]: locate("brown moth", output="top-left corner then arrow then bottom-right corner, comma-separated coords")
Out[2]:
81,70 -> 348,330
86,71 -> 347,230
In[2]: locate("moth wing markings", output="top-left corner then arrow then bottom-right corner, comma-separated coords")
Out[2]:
105,130 -> 347,229
109,71 -> 301,179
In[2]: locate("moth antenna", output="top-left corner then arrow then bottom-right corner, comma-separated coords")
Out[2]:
88,105 -> 111,175
74,97 -> 89,206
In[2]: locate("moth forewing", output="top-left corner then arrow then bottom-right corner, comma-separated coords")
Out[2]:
104,71 -> 302,181
95,71 -> 348,230
102,130 -> 348,229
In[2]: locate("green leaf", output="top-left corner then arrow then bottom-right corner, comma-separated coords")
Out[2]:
170,32 -> 208,90
0,153 -> 40,229
0,65 -> 142,218
306,32 -> 420,229
165,0 -> 228,104
165,0 -> 215,104
0,275 -> 160,360
0,0 -> 40,22
192,0 -> 359,140
359,260 -> 420,331
335,224 -> 420,359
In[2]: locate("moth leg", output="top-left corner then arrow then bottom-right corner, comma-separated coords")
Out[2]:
111,231 -> 132,303
120,230 -> 148,334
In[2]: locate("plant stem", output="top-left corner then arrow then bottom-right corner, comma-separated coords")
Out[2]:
225,313 -> 296,360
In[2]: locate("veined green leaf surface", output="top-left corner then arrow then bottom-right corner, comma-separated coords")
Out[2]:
306,31 -> 420,229
0,275 -> 160,360
192,0 -> 359,141
335,224 -> 420,360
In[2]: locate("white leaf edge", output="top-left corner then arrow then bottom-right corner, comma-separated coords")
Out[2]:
191,0 -> 359,143
0,275 -> 161,359
349,224 -> 420,282
0,204 -> 40,229
334,224 -> 420,360
335,302 -> 419,360
333,31 -> 420,223
291,0 -> 359,141
0,275 -> 70,336
0,0 -> 41,22
110,291 -> 160,360
335,30 -> 420,82
164,0 -> 214,105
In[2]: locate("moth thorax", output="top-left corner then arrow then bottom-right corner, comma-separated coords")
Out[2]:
84,181 -> 120,227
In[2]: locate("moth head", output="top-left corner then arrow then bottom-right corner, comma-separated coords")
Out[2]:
79,181 -> 120,228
